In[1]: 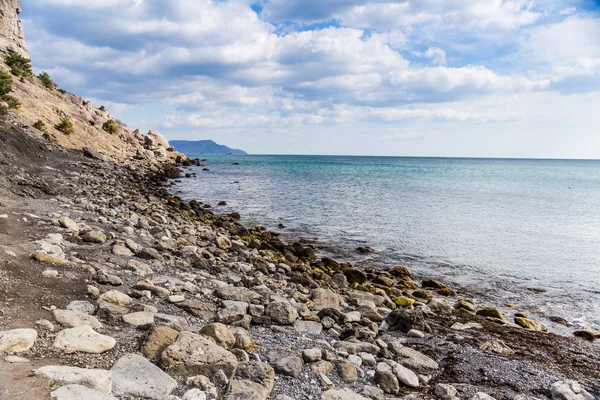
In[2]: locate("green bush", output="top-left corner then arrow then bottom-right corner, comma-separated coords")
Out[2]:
38,72 -> 54,89
4,51 -> 32,77
2,95 -> 21,110
33,120 -> 46,131
0,69 -> 12,96
58,89 -> 67,94
55,117 -> 74,135
102,119 -> 118,134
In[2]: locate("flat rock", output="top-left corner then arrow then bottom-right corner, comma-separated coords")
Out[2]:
32,251 -> 74,265
66,300 -> 96,315
53,326 -> 116,354
122,311 -> 154,326
111,353 -> 177,400
59,217 -> 80,231
35,365 -> 113,394
53,309 -> 102,329
389,342 -> 439,371
177,300 -> 218,320
98,290 -> 133,307
0,329 -> 37,353
83,231 -> 107,244
162,331 -> 239,379
125,259 -> 154,276
294,320 -> 323,335
50,385 -> 117,400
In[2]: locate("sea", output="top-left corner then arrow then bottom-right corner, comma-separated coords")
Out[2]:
171,155 -> 600,335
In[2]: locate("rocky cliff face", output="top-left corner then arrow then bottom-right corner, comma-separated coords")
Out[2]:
0,0 -> 28,58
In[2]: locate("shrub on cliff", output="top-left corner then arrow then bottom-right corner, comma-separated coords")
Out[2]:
55,117 -> 74,135
102,119 -> 118,134
4,51 -> 32,78
0,70 -> 13,96
2,95 -> 21,110
33,120 -> 46,131
38,72 -> 54,89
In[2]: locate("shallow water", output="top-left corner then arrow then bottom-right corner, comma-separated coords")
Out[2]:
172,155 -> 600,333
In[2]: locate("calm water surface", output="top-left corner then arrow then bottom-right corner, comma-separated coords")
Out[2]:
172,155 -> 600,333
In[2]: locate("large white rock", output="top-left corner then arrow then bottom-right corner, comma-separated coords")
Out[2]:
393,363 -> 419,388
35,365 -> 113,394
111,353 -> 177,400
53,309 -> 103,329
0,329 -> 37,353
145,130 -> 171,149
53,326 -> 116,354
50,385 -> 117,400
122,311 -> 154,326
550,380 -> 594,400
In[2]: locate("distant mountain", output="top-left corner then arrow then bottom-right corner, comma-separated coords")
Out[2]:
170,140 -> 247,155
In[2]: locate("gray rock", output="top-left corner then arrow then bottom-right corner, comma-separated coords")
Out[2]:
111,354 -> 177,400
59,217 -> 80,231
267,348 -> 304,378
302,348 -> 323,362
471,394 -> 497,400
66,300 -> 96,315
182,389 -> 207,400
435,383 -> 458,400
83,230 -> 107,244
0,329 -> 37,353
550,381 -> 594,400
234,361 -> 275,392
34,365 -> 113,394
294,320 -> 323,335
265,302 -> 298,325
361,386 -> 385,400
125,259 -> 153,276
393,364 -> 419,388
388,342 -> 438,371
50,385 -> 117,400
162,331 -> 239,379
217,301 -> 248,324
224,379 -> 269,400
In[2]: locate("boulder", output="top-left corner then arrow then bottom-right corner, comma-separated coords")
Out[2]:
514,317 -> 548,332
393,363 -> 419,388
200,323 -> 235,349
162,331 -> 239,379
83,231 -> 107,244
435,384 -> 459,400
388,342 -> 439,371
267,348 -> 304,378
111,353 -> 177,400
312,288 -> 341,311
224,379 -> 269,400
35,365 -> 112,394
265,302 -> 298,325
550,380 -> 594,400
142,325 -> 179,358
53,326 -> 116,354
385,308 -> 425,333
234,361 -> 275,392
476,308 -> 505,321
59,217 -> 80,231
0,329 -> 37,353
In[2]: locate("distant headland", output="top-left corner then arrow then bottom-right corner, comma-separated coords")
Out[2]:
170,140 -> 247,155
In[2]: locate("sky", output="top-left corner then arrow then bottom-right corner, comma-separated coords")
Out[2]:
19,0 -> 600,157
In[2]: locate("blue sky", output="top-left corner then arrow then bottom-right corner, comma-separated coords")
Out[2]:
19,0 -> 600,157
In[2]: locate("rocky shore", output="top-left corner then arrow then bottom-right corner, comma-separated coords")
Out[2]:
1,112 -> 600,400
0,1 -> 599,397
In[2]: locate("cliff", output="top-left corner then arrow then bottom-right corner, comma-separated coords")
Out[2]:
0,0 -> 27,58
0,0 -> 184,164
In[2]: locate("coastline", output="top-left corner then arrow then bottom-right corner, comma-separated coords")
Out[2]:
1,125 -> 600,399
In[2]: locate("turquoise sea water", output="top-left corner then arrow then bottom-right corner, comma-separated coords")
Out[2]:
172,155 -> 600,333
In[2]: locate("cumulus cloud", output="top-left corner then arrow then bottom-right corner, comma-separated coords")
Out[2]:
18,0 -> 600,156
